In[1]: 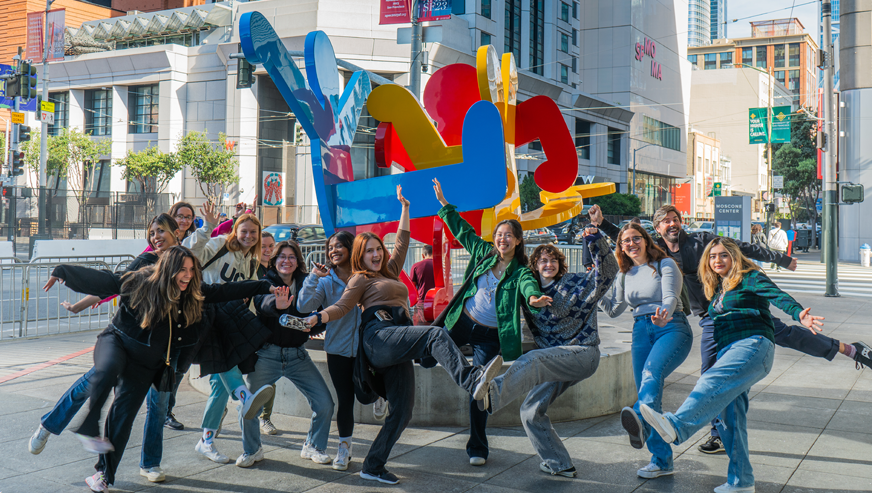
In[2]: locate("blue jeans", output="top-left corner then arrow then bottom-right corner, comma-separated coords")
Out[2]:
201,367 -> 247,430
631,312 -> 693,470
41,367 -> 94,435
448,311 -> 501,459
664,336 -> 775,488
140,387 -> 170,469
241,345 -> 334,454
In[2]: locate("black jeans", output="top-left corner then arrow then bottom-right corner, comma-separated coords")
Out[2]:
699,314 -> 840,436
360,322 -> 480,474
448,311 -> 501,459
326,353 -> 356,438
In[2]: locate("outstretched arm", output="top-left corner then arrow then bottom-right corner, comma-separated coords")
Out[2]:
45,265 -> 123,299
434,178 -> 493,260
699,231 -> 796,271
201,280 -> 273,304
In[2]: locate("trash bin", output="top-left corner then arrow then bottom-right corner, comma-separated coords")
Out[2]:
861,244 -> 872,268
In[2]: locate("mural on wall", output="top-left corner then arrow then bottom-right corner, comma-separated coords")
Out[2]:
239,12 -> 615,319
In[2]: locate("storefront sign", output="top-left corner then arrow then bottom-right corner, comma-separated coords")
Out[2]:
670,183 -> 692,217
635,37 -> 661,80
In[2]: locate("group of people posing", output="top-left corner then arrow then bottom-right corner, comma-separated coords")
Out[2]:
27,181 -> 871,493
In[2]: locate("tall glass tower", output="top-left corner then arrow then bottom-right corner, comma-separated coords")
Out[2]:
688,0 -> 712,47
710,0 -> 726,41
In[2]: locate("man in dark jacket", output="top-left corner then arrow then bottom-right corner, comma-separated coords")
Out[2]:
594,204 -> 872,454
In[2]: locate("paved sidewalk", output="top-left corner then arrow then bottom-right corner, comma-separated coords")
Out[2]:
1,291 -> 871,492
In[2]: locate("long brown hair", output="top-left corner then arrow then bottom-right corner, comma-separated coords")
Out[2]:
122,246 -> 205,329
226,214 -> 262,259
699,237 -> 760,300
169,201 -> 197,238
351,232 -> 396,279
529,244 -> 567,282
147,213 -> 181,251
615,223 -> 669,273
269,240 -> 308,276
492,218 -> 528,266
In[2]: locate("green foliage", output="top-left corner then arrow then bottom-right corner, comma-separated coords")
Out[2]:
519,174 -> 543,212
772,113 -> 821,230
114,144 -> 182,195
176,131 -> 239,203
0,133 -> 4,166
590,193 -> 642,216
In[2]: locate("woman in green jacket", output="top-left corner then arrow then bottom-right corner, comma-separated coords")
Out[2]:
433,178 -> 551,466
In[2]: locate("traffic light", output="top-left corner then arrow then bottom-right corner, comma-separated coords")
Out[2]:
765,203 -> 776,213
5,73 -> 21,98
817,131 -> 828,151
18,60 -> 37,100
236,43 -> 255,89
11,151 -> 24,176
294,122 -> 305,146
19,126 -> 31,143
842,184 -> 865,204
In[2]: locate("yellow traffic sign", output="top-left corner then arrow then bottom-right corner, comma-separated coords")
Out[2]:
11,112 -> 24,124
40,100 -> 54,113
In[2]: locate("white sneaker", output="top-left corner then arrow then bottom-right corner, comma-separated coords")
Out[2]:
301,443 -> 331,464
473,355 -> 503,400
260,418 -> 278,435
140,466 -> 166,482
76,434 -> 114,454
29,425 -> 51,454
714,483 -> 755,493
637,462 -> 674,479
195,438 -> 230,464
469,456 -> 487,466
235,446 -> 265,468
639,403 -> 677,444
373,397 -> 389,421
241,385 -> 276,420
332,441 -> 352,471
86,471 -> 109,492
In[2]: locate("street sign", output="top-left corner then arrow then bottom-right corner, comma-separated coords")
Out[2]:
773,175 -> 784,189
749,108 -> 768,144
816,197 -> 823,212
40,100 -> 54,113
39,110 -> 54,124
713,182 -> 722,196
770,106 -> 791,143
749,106 -> 791,144
11,112 -> 24,124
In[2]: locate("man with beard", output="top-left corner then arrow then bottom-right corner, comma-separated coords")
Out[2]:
593,204 -> 872,455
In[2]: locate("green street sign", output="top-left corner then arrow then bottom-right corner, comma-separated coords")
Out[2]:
707,182 -> 723,197
749,108 -> 768,144
770,105 -> 791,143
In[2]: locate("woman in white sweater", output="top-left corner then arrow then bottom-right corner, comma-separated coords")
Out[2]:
599,222 -> 692,480
183,202 -> 274,465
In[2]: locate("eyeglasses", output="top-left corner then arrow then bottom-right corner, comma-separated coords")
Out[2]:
494,233 -> 516,240
174,214 -> 194,221
276,255 -> 297,262
620,236 -> 644,246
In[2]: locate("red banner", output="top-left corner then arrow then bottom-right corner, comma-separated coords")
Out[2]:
379,0 -> 412,24
26,12 -> 43,61
817,87 -> 823,180
46,9 -> 66,62
418,0 -> 451,21
670,183 -> 692,218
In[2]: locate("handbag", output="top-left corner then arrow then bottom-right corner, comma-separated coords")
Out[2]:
156,315 -> 176,392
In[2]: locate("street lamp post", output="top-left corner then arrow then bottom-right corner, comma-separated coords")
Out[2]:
822,0 -> 838,296
736,63 -> 776,229
632,143 -> 657,198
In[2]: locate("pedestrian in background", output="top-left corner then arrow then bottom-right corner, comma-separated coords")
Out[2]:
750,224 -> 767,268
767,222 -> 788,271
410,244 -> 435,325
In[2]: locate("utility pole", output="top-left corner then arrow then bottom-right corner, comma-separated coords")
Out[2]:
767,65 -> 773,232
409,0 -> 422,98
37,0 -> 54,237
822,0 -> 838,296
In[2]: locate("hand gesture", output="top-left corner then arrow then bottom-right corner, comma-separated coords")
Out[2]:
61,301 -> 85,314
397,184 -> 410,208
304,315 -> 318,330
529,295 -> 553,308
433,178 -> 448,206
588,204 -> 603,226
787,258 -> 798,272
200,201 -> 219,225
235,202 -> 246,217
311,262 -> 330,278
651,307 -> 673,327
798,307 -> 824,334
274,286 -> 294,310
583,225 -> 599,238
43,276 -> 64,292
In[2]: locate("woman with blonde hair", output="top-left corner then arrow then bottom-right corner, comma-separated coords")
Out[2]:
640,237 -> 823,493
599,222 -> 693,480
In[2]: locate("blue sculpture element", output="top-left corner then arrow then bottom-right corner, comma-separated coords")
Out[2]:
239,12 -> 507,232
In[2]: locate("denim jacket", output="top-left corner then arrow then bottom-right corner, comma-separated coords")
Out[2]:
297,271 -> 362,357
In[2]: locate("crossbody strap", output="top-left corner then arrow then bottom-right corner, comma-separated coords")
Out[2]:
165,315 -> 172,366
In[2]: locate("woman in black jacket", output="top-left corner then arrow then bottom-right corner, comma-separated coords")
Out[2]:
43,246 -> 275,492
236,240 -> 335,467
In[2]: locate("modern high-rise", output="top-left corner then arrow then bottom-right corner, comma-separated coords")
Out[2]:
688,0 -> 712,47
710,0 -> 726,42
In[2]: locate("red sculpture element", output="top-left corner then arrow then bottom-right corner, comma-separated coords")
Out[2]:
374,123 -> 414,171
515,95 -> 578,193
423,64 -> 480,146
322,146 -> 355,185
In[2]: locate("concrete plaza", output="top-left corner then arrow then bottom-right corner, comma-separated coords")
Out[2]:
1,282 -> 871,492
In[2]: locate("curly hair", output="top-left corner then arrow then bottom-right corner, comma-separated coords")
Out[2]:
529,244 -> 567,282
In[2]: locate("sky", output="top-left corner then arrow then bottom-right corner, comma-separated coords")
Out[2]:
724,0 -> 820,39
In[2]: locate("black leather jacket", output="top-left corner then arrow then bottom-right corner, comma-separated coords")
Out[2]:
255,269 -> 325,348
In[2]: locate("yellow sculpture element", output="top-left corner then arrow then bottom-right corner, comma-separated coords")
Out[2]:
366,84 -> 463,170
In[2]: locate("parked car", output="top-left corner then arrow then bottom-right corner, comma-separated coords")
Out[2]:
686,221 -> 715,234
548,219 -> 582,244
262,223 -> 326,245
617,219 -> 656,236
524,228 -> 558,244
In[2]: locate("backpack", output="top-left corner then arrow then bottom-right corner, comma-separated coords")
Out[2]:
620,259 -> 692,316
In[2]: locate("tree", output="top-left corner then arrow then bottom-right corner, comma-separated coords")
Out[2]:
21,128 -> 111,191
772,113 -> 821,230
114,144 -> 181,195
590,192 -> 641,217
176,130 -> 239,204
519,174 -> 543,212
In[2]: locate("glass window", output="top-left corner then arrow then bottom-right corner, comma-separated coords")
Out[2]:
560,64 -> 569,84
47,91 -> 69,136
504,0 -> 521,64
481,0 -> 491,18
481,32 -> 491,46
688,54 -> 697,65
84,159 -> 111,196
788,43 -> 800,66
607,129 -> 621,165
529,0 -> 544,75
742,48 -> 752,66
128,84 -> 159,134
704,53 -> 717,70
560,2 -> 570,21
560,32 -> 569,53
575,119 -> 590,160
572,28 -> 577,46
756,46 -> 767,68
719,51 -> 732,67
572,56 -> 577,73
774,70 -> 785,85
572,1 -> 578,18
85,88 -> 112,137
788,70 -> 800,91
774,44 -> 785,68
642,115 -> 681,151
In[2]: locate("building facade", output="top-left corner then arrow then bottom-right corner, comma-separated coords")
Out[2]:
710,0 -> 725,42
688,18 -> 819,110
688,0 -> 712,47
687,130 -> 727,220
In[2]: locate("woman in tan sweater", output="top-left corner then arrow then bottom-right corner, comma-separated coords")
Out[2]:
303,186 -> 511,484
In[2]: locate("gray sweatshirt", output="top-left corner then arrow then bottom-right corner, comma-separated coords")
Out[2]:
599,257 -> 683,318
297,271 -> 361,358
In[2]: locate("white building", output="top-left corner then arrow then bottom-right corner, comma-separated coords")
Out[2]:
29,0 -> 632,227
